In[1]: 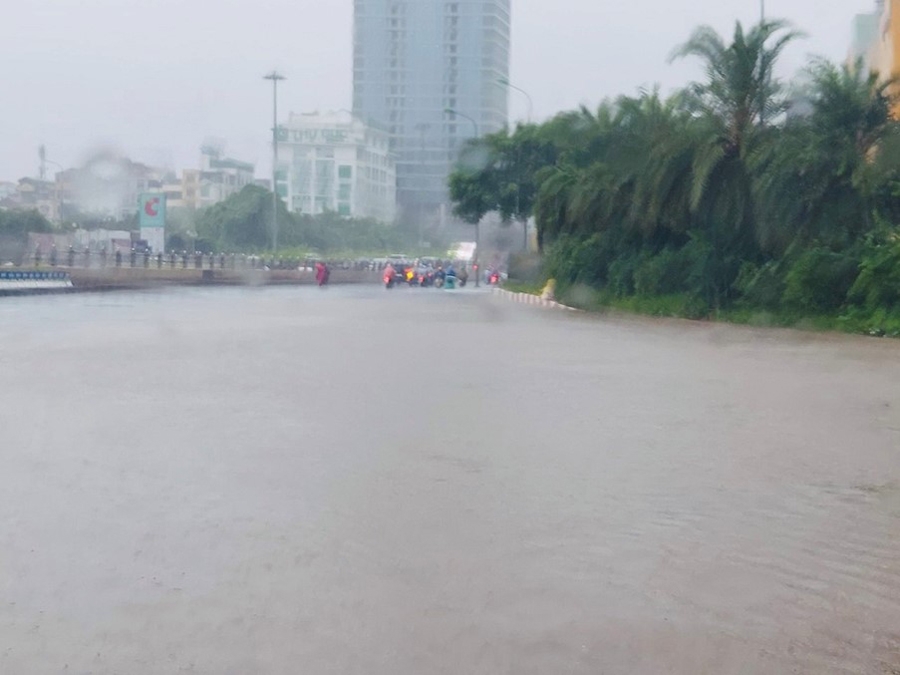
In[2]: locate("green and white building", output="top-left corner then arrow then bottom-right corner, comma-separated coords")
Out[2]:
276,111 -> 397,222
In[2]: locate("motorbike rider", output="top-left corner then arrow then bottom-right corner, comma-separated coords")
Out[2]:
383,262 -> 396,285
415,259 -> 431,286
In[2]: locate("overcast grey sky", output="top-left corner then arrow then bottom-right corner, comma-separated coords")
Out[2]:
0,0 -> 875,180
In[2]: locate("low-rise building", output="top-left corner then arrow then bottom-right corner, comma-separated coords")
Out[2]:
6,178 -> 59,222
180,147 -> 255,210
851,0 -> 900,116
54,153 -> 164,222
276,111 -> 396,222
0,181 -> 17,201
161,173 -> 185,209
849,5 -> 881,72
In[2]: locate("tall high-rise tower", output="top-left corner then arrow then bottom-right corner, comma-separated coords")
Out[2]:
353,0 -> 510,224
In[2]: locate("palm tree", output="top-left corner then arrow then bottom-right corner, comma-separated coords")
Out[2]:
753,58 -> 900,252
664,19 -> 802,303
533,164 -> 580,249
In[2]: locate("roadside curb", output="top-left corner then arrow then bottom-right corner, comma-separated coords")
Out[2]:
492,288 -> 581,312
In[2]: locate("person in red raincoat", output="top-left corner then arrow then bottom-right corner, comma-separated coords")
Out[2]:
315,261 -> 329,286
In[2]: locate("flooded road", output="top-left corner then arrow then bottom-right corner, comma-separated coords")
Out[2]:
1,287 -> 899,674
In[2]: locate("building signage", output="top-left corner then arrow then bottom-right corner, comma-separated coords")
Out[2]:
278,127 -> 350,145
139,193 -> 166,228
139,193 -> 166,253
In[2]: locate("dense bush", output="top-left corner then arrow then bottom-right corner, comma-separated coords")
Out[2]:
733,261 -> 786,309
848,235 -> 900,310
781,247 -> 861,312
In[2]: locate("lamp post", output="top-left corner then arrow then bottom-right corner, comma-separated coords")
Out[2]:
444,108 -> 481,287
497,76 -> 533,123
414,123 -> 430,249
263,71 -> 286,253
495,80 -> 533,250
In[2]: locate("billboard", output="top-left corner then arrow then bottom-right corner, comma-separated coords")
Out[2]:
139,193 -> 166,253
139,193 -> 166,228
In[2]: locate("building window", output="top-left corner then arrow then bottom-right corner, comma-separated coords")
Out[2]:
338,203 -> 351,216
339,165 -> 352,179
339,184 -> 352,201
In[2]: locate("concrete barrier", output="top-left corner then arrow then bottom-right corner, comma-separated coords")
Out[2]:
66,267 -> 382,291
492,287 -> 581,312
0,270 -> 73,294
0,267 -> 381,295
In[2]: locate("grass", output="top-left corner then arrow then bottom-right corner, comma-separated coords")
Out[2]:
505,280 -> 900,338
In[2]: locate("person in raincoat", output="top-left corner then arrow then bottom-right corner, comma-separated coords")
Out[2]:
315,261 -> 329,286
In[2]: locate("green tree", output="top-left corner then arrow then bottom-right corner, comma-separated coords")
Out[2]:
0,209 -> 55,265
0,209 -> 54,239
195,184 -> 291,251
449,123 -> 561,248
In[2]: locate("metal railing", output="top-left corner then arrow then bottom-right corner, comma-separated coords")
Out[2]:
22,249 -> 383,272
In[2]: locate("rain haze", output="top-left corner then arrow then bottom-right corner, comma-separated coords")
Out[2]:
0,0 -> 877,179
4,2 -> 900,673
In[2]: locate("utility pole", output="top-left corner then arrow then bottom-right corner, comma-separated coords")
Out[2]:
263,71 -> 286,253
38,145 -> 47,181
760,0 -> 765,22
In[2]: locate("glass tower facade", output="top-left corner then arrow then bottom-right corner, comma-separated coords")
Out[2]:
353,0 -> 510,223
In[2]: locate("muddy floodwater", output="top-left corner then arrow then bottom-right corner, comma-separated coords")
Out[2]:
1,287 -> 899,674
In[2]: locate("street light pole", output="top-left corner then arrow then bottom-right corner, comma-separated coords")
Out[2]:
760,0 -> 765,22
443,108 -> 479,142
414,123 -> 430,249
444,108 -> 481,287
497,76 -> 533,123
263,71 -> 286,253
496,79 -> 533,251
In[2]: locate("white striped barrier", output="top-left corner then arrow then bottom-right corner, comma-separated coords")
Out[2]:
492,287 -> 580,312
0,270 -> 74,294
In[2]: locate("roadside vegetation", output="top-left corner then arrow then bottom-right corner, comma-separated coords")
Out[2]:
450,20 -> 900,336
0,184 -> 427,263
189,184 -> 420,256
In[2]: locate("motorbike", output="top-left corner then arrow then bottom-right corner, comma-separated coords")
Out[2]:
384,273 -> 395,289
